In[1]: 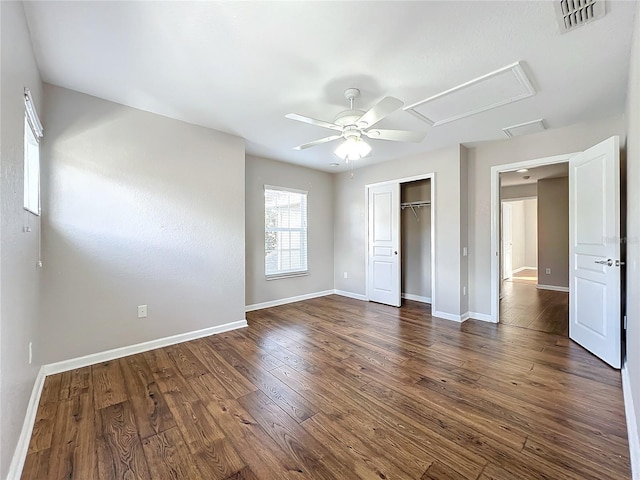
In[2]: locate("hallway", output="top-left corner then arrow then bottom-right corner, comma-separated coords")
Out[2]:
500,269 -> 569,336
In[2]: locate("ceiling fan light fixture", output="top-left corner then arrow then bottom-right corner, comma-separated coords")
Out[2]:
334,137 -> 372,162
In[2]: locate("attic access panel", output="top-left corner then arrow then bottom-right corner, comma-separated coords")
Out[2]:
405,62 -> 536,127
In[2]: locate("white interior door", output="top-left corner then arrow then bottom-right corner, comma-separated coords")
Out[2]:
368,183 -> 401,306
569,136 -> 621,368
502,202 -> 513,280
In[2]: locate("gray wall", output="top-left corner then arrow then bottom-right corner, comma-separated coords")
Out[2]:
0,3 -> 43,477
524,199 -> 538,268
460,147 -> 469,314
537,177 -> 569,288
467,115 -> 625,316
625,0 -> 640,462
401,180 -> 431,300
501,183 -> 537,200
39,85 -> 246,363
245,155 -> 334,306
333,145 -> 467,318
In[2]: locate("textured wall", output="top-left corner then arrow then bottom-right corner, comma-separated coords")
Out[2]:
537,177 -> 569,288
245,155 -> 334,306
624,0 -> 640,463
39,85 -> 245,363
333,145 -> 466,318
0,2 -> 43,477
467,115 -> 625,316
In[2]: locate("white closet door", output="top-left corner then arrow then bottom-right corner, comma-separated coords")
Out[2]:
368,183 -> 401,307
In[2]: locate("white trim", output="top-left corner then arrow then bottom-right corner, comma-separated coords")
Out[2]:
433,310 -> 468,323
245,290 -> 333,312
470,311 -> 495,323
263,184 -> 308,195
402,293 -> 432,304
7,367 -> 47,480
623,362 -> 640,480
491,153 -> 577,323
536,284 -> 569,293
42,319 -> 247,375
365,172 -> 436,313
334,289 -> 368,301
512,266 -> 537,274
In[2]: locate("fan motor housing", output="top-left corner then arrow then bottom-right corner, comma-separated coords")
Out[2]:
335,109 -> 366,127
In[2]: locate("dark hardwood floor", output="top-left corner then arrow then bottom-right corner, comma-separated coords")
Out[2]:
500,270 -> 569,336
22,295 -> 629,479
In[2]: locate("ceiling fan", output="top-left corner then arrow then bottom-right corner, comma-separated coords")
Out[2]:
285,88 -> 426,161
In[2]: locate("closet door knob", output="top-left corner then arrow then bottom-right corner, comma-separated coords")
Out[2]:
394,251 -> 398,255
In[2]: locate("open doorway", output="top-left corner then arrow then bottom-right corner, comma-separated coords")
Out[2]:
498,164 -> 569,336
401,179 -> 432,305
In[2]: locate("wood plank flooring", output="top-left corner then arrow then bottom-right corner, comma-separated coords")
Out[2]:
500,274 -> 569,336
22,295 -> 629,479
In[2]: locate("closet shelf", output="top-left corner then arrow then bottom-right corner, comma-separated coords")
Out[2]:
401,201 -> 430,220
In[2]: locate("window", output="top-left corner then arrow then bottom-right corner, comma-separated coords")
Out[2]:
265,186 -> 308,278
24,88 -> 43,215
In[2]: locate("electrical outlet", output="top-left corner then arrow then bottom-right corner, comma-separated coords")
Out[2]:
545,268 -> 551,274
138,305 -> 148,318
29,342 -> 33,365
343,272 -> 348,279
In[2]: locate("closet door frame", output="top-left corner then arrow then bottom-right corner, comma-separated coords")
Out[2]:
365,173 -> 435,310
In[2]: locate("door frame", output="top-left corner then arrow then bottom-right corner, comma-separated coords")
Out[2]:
490,153 -> 576,323
365,173 -> 436,311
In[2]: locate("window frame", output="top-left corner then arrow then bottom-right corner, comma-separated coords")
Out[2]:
24,88 -> 43,216
264,185 -> 309,280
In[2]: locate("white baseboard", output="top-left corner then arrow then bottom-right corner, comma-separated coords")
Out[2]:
333,289 -> 368,301
536,284 -> 569,293
401,293 -> 432,304
42,319 -> 247,376
433,310 -> 468,323
9,318 -> 248,479
513,266 -> 537,274
623,362 -> 640,480
7,367 -> 47,480
469,311 -> 496,323
245,290 -> 334,312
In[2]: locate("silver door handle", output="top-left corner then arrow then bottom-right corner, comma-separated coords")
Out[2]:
594,259 -> 613,266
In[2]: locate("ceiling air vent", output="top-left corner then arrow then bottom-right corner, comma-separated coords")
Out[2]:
555,0 -> 606,33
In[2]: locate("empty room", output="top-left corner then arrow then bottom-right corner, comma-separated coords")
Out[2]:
2,1 -> 640,479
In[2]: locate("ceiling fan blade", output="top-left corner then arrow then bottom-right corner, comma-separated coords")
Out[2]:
285,113 -> 343,132
364,129 -> 426,143
294,134 -> 343,150
356,97 -> 404,128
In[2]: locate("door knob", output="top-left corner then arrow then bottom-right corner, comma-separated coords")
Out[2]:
594,259 -> 613,266
394,251 -> 398,255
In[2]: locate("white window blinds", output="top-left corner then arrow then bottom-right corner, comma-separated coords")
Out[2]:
24,88 -> 43,215
265,186 -> 308,278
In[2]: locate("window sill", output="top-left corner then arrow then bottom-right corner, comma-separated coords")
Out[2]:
266,271 -> 309,281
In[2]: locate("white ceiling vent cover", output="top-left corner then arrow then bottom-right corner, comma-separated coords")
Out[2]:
405,62 -> 535,127
555,0 -> 606,33
503,119 -> 546,138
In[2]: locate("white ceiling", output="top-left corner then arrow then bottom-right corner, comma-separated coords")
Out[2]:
23,1 -> 637,172
500,163 -> 569,187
